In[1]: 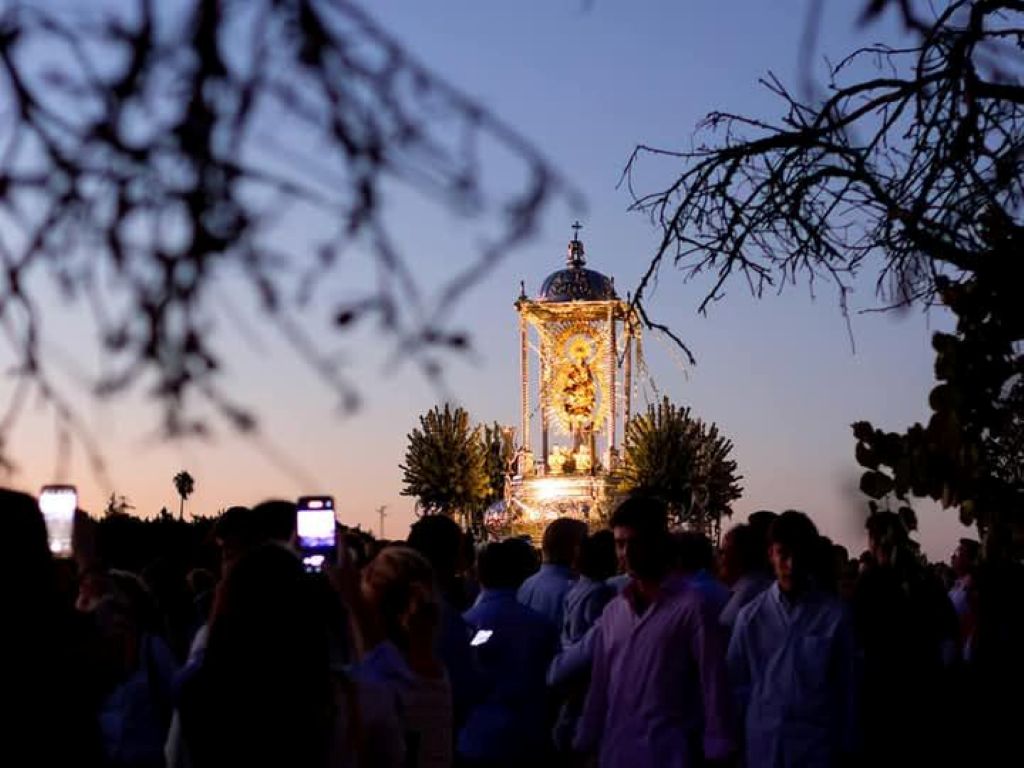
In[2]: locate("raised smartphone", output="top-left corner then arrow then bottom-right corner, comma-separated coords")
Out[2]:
39,484 -> 77,558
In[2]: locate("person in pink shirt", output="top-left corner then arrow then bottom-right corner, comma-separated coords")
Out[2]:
575,495 -> 736,768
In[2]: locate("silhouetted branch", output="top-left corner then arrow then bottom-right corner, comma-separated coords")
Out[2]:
625,0 -> 1023,341
0,0 -> 578,472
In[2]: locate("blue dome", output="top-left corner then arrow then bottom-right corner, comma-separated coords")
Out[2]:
537,266 -> 617,302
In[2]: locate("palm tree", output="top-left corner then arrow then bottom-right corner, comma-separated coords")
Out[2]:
173,470 -> 195,520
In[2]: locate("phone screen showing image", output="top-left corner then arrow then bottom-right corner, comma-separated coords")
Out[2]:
39,485 -> 77,558
297,496 -> 335,571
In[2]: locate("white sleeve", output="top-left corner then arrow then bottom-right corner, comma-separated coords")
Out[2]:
164,710 -> 191,768
547,622 -> 598,687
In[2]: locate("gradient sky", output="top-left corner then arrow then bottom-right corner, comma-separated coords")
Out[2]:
3,1 -> 969,561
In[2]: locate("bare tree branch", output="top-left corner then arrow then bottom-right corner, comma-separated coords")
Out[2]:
0,0 -> 579,474
626,0 -> 1023,345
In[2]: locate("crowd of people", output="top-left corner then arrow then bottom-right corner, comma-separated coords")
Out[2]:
4,486 -> 1023,767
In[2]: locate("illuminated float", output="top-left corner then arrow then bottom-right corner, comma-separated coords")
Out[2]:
487,225 -> 646,540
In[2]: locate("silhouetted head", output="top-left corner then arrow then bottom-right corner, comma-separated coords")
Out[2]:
768,510 -> 819,594
252,499 -> 297,545
933,562 -> 956,592
865,511 -> 910,568
827,543 -> 851,596
610,495 -> 670,582
506,536 -> 540,581
747,510 -> 777,558
477,541 -> 515,590
75,567 -> 111,613
858,550 -> 875,574
541,517 -> 588,568
209,544 -> 324,659
408,514 -> 464,583
340,530 -> 372,569
577,529 -> 618,582
477,539 -> 534,590
187,567 -> 216,597
0,488 -> 53,588
748,509 -> 777,529
673,530 -> 714,576
213,506 -> 263,572
951,537 -> 980,577
361,545 -> 440,650
812,535 -> 839,593
109,569 -> 160,630
719,524 -> 762,586
92,569 -> 159,679
832,543 -> 850,567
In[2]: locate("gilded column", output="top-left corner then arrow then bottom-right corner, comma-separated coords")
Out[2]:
520,313 -> 529,454
623,330 -> 633,429
540,350 -> 549,473
608,304 -> 617,454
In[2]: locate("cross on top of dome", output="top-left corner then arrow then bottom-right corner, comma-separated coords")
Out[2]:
567,221 -> 586,267
534,222 -> 616,303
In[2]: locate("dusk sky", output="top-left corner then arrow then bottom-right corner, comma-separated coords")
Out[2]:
4,1 -> 967,560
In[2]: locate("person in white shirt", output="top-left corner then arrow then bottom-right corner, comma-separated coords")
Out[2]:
517,518 -> 587,629
718,523 -> 772,632
728,511 -> 858,768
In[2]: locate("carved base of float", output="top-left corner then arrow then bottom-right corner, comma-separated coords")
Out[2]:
485,473 -> 621,542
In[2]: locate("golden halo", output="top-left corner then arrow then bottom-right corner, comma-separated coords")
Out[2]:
567,337 -> 594,362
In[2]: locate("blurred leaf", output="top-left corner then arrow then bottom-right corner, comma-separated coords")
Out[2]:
860,470 -> 894,499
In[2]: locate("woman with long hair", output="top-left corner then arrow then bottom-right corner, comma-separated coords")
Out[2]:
178,543 -> 402,768
356,545 -> 453,768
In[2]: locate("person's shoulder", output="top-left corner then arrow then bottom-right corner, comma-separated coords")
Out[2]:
468,592 -> 545,625
496,599 -> 559,644
663,574 -> 714,611
581,579 -> 616,609
563,578 -> 587,602
735,584 -> 775,626
516,573 -> 540,601
593,591 -> 630,624
145,632 -> 179,673
536,565 -> 574,589
520,570 -> 542,588
349,675 -> 396,714
690,575 -> 731,614
354,641 -> 413,687
516,599 -> 558,627
462,598 -> 494,627
820,591 -> 852,621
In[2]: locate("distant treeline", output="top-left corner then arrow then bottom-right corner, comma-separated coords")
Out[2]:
85,512 -> 219,575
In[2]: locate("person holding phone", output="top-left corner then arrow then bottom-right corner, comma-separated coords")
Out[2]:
1,488 -> 104,767
178,543 -> 403,768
